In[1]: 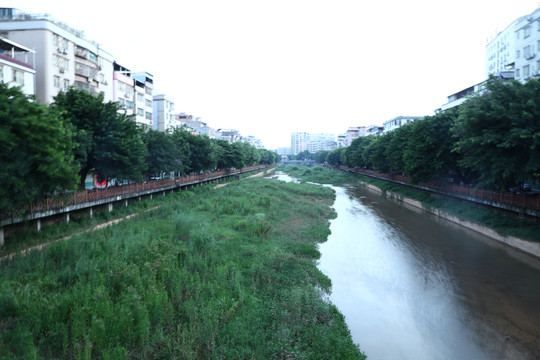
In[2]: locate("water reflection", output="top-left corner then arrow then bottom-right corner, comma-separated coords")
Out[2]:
318,185 -> 540,359
266,173 -> 540,359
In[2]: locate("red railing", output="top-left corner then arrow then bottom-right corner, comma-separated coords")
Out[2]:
338,166 -> 540,213
2,165 -> 270,221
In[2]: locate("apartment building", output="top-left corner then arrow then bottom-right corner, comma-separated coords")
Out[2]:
0,37 -> 36,96
515,7 -> 540,81
291,132 -> 335,154
0,8 -> 114,104
179,116 -> 216,138
382,116 -> 422,134
486,6 -> 540,82
153,93 -> 175,132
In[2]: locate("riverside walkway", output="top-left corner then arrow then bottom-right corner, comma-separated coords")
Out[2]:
0,165 -> 272,246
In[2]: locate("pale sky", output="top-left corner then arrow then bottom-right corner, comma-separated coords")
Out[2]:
5,0 -> 540,149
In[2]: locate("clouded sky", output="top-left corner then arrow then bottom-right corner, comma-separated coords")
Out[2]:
5,0 -> 540,149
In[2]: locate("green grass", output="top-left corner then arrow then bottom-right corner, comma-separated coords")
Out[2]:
0,177 -> 365,359
280,164 -> 540,243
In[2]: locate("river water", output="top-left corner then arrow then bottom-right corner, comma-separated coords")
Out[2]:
269,173 -> 540,359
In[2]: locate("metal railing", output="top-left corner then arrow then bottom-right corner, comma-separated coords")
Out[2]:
338,166 -> 540,214
1,165 -> 271,222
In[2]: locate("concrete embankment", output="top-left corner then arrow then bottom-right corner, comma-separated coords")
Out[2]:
359,181 -> 540,259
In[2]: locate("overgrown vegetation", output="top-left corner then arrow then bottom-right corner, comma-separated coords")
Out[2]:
279,164 -> 540,242
0,177 -> 365,359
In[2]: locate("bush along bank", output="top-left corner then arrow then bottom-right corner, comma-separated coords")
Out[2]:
278,164 -> 540,248
0,176 -> 366,359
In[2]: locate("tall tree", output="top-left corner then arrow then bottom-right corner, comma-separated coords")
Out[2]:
141,129 -> 180,177
453,78 -> 540,189
52,88 -> 146,186
0,84 -> 78,212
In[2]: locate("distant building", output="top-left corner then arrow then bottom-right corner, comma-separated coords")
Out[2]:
344,126 -> 366,146
153,94 -> 175,132
382,116 -> 422,134
216,129 -> 242,143
0,37 -> 35,96
290,132 -> 335,154
179,116 -> 215,138
365,125 -> 383,136
0,8 -> 114,104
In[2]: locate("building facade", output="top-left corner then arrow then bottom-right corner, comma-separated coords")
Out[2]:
514,7 -> 540,81
0,8 -> 114,104
382,116 -> 422,134
485,6 -> 540,82
153,94 -> 175,132
291,132 -> 335,154
0,37 -> 36,95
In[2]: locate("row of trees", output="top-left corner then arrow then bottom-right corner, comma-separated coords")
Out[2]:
1,85 -> 278,212
324,77 -> 540,191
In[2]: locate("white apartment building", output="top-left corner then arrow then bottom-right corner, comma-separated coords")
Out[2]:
0,8 -> 114,104
515,7 -> 540,81
291,132 -> 335,154
382,116 -> 422,134
216,129 -> 242,143
291,132 -> 309,154
0,37 -> 36,96
153,94 -> 175,132
179,116 -> 216,138
133,72 -> 154,129
486,6 -> 540,82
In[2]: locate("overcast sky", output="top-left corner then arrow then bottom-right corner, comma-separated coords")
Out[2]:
5,0 -> 540,149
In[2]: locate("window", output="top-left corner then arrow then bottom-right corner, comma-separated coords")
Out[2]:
146,111 -> 152,120
64,79 -> 70,89
145,87 -> 152,96
137,93 -> 144,102
137,108 -> 144,116
524,26 -> 531,38
524,45 -> 532,59
53,33 -> 59,46
516,50 -> 520,59
12,69 -> 23,84
145,99 -> 152,108
118,98 -> 125,106
54,75 -> 60,87
516,68 -> 521,78
0,65 -> 3,82
126,100 -> 134,110
524,65 -> 530,78
118,83 -> 125,93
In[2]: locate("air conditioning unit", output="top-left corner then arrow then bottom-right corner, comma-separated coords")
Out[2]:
58,47 -> 63,53
88,78 -> 93,83
98,65 -> 103,70
59,68 -> 65,74
63,48 -> 68,55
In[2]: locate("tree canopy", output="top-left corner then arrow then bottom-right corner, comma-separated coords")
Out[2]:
52,88 -> 146,185
0,84 -> 78,212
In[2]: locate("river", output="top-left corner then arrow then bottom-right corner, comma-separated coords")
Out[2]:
269,173 -> 540,359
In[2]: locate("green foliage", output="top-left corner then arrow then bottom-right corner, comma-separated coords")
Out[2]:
141,129 -> 181,177
326,147 -> 345,166
0,84 -> 78,213
453,77 -> 540,189
0,177 -> 365,359
52,88 -> 146,185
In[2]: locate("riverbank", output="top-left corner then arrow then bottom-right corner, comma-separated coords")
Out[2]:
361,181 -> 540,259
278,164 -> 540,260
0,177 -> 365,359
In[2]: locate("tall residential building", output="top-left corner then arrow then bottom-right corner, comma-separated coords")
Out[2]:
485,6 -> 540,82
153,94 -> 175,132
0,37 -> 36,96
291,132 -> 309,154
133,72 -> 154,129
0,8 -> 114,104
291,132 -> 335,154
515,7 -> 540,80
